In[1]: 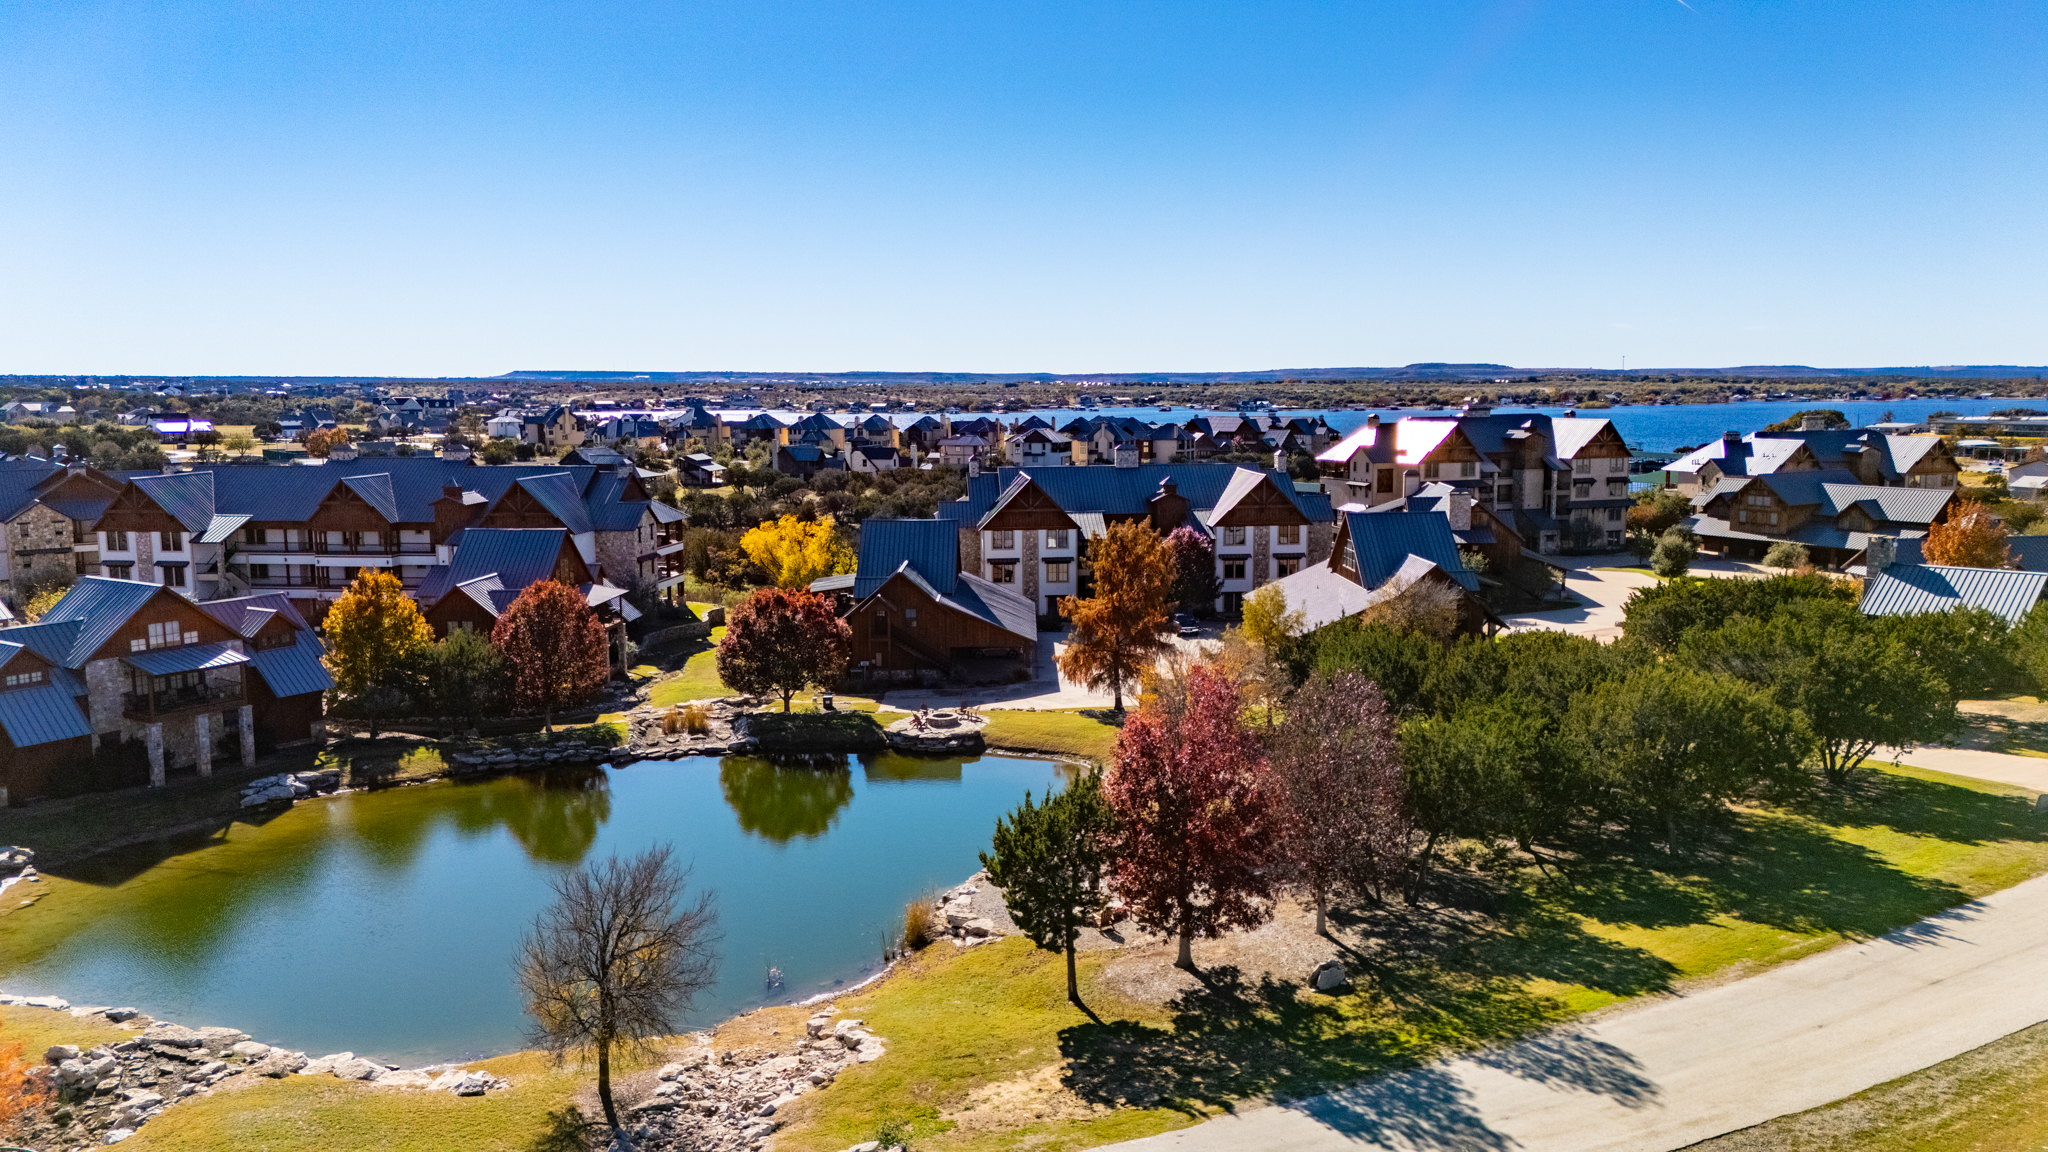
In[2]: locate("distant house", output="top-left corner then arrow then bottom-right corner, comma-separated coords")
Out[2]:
775,443 -> 844,480
938,435 -> 990,470
1266,507 -> 1497,638
0,460 -> 124,595
824,519 -> 1036,681
1004,427 -> 1074,467
677,454 -> 729,488
151,417 -> 215,443
848,444 -> 904,474
519,406 -> 587,452
484,413 -> 524,439
1688,471 -> 1958,568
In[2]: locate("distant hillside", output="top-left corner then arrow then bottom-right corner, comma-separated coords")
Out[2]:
498,363 -> 2048,385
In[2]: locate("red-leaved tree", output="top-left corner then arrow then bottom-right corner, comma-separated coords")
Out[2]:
493,579 -> 612,730
1162,525 -> 1220,615
715,588 -> 852,712
1268,670 -> 1412,934
1104,661 -> 1273,970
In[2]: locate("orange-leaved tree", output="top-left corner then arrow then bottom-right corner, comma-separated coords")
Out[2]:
323,569 -> 434,738
1058,520 -> 1175,711
0,1024 -> 48,1141
1922,499 -> 2012,568
493,579 -> 612,730
304,426 -> 351,457
1104,661 -> 1274,970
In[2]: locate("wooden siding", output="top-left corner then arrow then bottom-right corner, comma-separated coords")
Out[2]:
848,573 -> 1031,673
0,733 -> 93,803
82,586 -> 243,665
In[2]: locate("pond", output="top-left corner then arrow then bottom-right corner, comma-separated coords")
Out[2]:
0,753 -> 1065,1065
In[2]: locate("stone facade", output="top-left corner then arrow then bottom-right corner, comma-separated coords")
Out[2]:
957,526 -> 982,577
6,503 -> 82,590
595,526 -> 644,591
1306,521 -> 1335,566
1252,524 -> 1272,586
82,646 -> 244,770
1022,530 -> 1039,608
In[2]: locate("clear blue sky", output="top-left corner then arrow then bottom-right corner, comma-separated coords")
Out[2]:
2,1 -> 2043,377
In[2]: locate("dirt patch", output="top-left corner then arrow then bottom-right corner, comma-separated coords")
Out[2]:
1095,897 -> 1345,1007
941,1063 -> 1116,1135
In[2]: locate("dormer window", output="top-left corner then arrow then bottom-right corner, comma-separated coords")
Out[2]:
2,670 -> 45,689
136,620 -> 195,651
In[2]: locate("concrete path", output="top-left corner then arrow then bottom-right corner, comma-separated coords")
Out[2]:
1888,745 -> 2048,795
1500,566 -> 1660,641
1115,871 -> 2048,1152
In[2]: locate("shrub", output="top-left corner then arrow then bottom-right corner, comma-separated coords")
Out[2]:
901,890 -> 938,951
1762,541 -> 1809,572
1650,528 -> 1699,578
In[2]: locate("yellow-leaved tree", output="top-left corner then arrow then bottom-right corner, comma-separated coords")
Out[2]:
323,569 -> 434,737
741,514 -> 855,588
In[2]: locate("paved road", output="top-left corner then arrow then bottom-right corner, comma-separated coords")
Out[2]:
1113,749 -> 2048,1152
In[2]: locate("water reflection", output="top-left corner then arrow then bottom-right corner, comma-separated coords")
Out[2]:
861,752 -> 965,784
345,767 -> 612,869
719,759 -> 855,843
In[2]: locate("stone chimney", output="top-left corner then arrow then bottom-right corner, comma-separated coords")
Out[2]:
1446,489 -> 1473,532
967,455 -> 981,478
1366,414 -> 1380,432
1114,443 -> 1141,469
1722,430 -> 1742,445
1273,449 -> 1287,472
1866,535 -> 1897,575
1801,413 -> 1829,431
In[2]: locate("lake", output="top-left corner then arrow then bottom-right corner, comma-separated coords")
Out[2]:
0,753 -> 1065,1065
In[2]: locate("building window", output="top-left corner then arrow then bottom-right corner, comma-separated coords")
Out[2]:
166,566 -> 187,588
1607,507 -> 1623,522
1574,458 -> 1591,474
258,630 -> 295,650
1276,556 -> 1301,578
1046,529 -> 1069,550
1045,560 -> 1071,584
145,620 -> 193,649
1277,524 -> 1301,546
1609,457 -> 1628,473
1222,559 -> 1247,581
104,530 -> 129,552
1377,468 -> 1394,494
1222,526 -> 1246,546
991,530 -> 1015,550
1460,462 -> 1477,478
251,564 -> 272,579
161,529 -> 184,552
991,561 -> 1016,584
105,563 -> 133,579
3,670 -> 45,688
1424,462 -> 1441,479
904,609 -> 917,627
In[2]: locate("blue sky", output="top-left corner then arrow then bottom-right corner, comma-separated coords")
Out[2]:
2,0 -> 2043,376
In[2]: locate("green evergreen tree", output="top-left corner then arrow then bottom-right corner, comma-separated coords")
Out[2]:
980,771 -> 1114,1009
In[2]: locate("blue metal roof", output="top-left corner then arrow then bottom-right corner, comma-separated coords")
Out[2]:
133,471 -> 218,533
249,638 -> 335,697
1861,563 -> 2048,627
943,463 -> 1333,528
341,473 -> 401,522
854,519 -> 959,599
430,528 -> 569,606
0,683 -> 91,747
35,577 -> 165,666
514,473 -> 595,534
1346,510 -> 1478,592
124,641 -> 250,676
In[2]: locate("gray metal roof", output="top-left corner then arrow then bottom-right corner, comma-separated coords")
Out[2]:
854,519 -> 958,599
124,641 -> 249,676
341,473 -> 401,522
808,572 -> 857,593
428,528 -> 570,606
32,577 -> 165,666
133,471 -> 218,533
249,638 -> 335,697
1861,563 -> 2048,626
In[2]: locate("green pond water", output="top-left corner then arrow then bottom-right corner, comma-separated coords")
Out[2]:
0,753 -> 1064,1065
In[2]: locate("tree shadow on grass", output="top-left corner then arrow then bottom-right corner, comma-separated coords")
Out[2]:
1795,767 -> 2048,849
525,1105 -> 601,1152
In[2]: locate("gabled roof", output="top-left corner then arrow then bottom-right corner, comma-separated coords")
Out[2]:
1548,417 -> 1619,459
1862,563 -> 2048,627
0,669 -> 91,748
854,519 -> 958,599
123,641 -> 249,676
511,473 -> 594,534
942,463 -> 1330,527
340,473 -> 401,522
425,528 -> 570,607
1206,468 -> 1270,525
133,471 -> 217,533
25,577 -> 166,667
872,562 -> 1036,644
1344,509 -> 1478,592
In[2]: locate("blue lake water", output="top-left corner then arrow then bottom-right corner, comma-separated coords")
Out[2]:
0,753 -> 1065,1065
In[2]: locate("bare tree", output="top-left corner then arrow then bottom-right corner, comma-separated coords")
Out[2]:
517,845 -> 720,1139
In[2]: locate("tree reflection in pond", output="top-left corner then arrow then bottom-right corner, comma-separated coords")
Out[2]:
720,758 -> 855,843
350,767 -> 613,868
861,752 -> 965,784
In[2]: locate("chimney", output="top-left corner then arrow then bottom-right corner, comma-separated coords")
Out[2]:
443,484 -> 465,501
1723,431 -> 1742,444
1366,414 -> 1380,431
967,455 -> 981,478
1866,535 -> 1897,575
1273,449 -> 1287,472
1114,443 -> 1141,469
1447,489 -> 1473,532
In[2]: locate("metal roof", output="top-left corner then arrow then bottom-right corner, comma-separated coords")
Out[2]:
809,572 -> 857,593
514,473 -> 594,534
341,473 -> 401,522
854,519 -> 958,599
430,528 -> 569,606
133,471 -> 218,533
197,513 -> 251,544
0,683 -> 92,747
33,577 -> 165,666
123,641 -> 250,676
1345,509 -> 1478,592
249,638 -> 335,697
946,463 -> 1330,527
1861,563 -> 2048,627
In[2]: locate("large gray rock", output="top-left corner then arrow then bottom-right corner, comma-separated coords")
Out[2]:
229,1040 -> 273,1061
142,1024 -> 206,1048
330,1056 -> 387,1081
1310,959 -> 1351,993
45,1044 -> 80,1064
197,1026 -> 250,1050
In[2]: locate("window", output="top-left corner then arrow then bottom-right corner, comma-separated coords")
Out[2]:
257,629 -> 295,650
72,519 -> 91,544
1574,459 -> 1591,475
1424,462 -> 1441,479
1046,529 -> 1070,550
1377,468 -> 1394,494
1045,560 -> 1071,584
1222,559 -> 1247,581
991,529 -> 1015,549
1460,461 -> 1477,478
146,620 -> 188,649
1222,526 -> 1246,546
105,563 -> 132,580
161,529 -> 185,552
991,561 -> 1016,584
1607,507 -> 1623,522
243,527 -> 261,545
250,564 -> 272,579
1277,524 -> 1300,546
1276,556 -> 1301,578
904,608 -> 917,627
104,530 -> 129,552
3,670 -> 44,688
1609,457 -> 1628,473
1499,486 -> 1516,505
167,566 -> 187,588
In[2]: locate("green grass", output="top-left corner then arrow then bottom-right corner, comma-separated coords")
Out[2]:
647,627 -> 729,708
980,710 -> 1124,764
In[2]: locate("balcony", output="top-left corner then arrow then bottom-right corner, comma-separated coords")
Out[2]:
238,539 -> 434,555
122,678 -> 245,721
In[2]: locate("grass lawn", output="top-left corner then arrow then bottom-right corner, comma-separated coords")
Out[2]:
980,710 -> 1123,764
